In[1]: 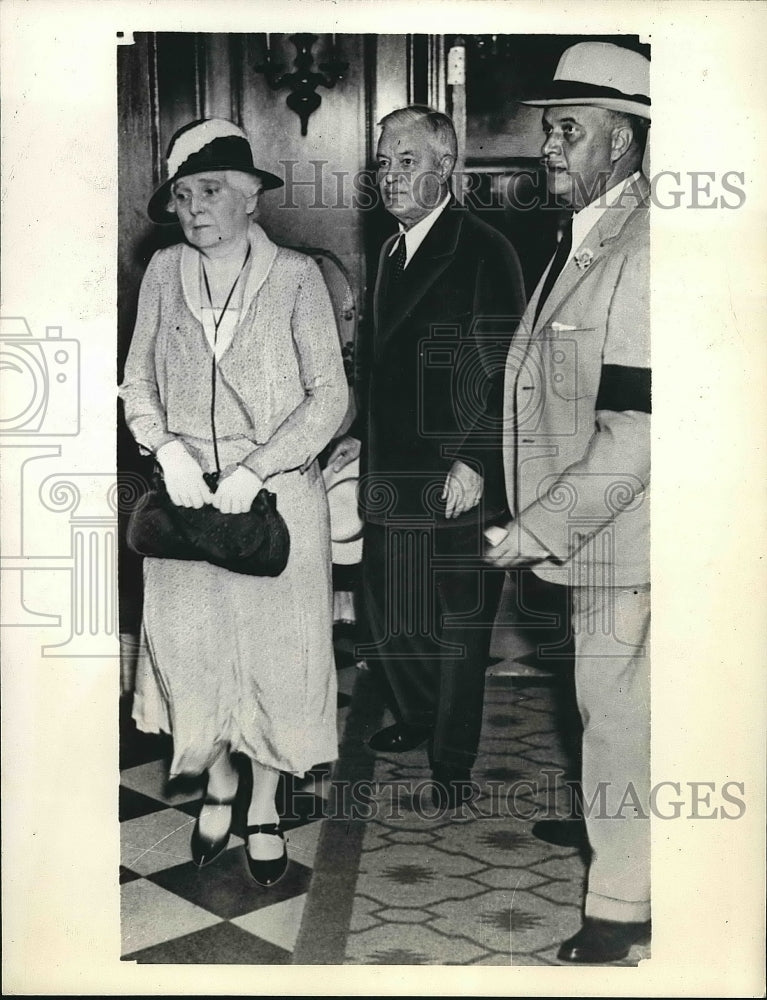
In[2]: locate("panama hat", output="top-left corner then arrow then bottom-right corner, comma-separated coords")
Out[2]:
148,118 -> 284,224
520,42 -> 650,120
323,457 -> 363,566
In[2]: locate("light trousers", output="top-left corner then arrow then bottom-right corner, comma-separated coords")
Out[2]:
571,583 -> 651,923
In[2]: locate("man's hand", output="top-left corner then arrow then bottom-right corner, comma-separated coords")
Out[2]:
211,465 -> 265,515
157,440 -> 213,509
484,522 -> 551,568
327,435 -> 361,474
442,460 -> 483,519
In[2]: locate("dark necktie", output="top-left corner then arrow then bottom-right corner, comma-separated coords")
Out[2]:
390,232 -> 407,280
381,232 -> 407,318
533,213 -> 573,327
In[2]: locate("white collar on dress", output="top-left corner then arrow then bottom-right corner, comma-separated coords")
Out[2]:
180,222 -> 279,327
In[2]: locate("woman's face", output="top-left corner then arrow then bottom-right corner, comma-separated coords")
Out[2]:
171,172 -> 255,254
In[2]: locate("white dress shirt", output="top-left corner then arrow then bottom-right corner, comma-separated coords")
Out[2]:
388,191 -> 452,268
570,171 -> 642,258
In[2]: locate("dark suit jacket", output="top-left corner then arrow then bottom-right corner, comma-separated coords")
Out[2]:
357,199 -> 526,528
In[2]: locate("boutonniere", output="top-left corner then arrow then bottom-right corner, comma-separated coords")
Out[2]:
574,248 -> 594,271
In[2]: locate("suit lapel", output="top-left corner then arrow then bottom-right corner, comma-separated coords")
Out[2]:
532,174 -> 650,334
372,232 -> 398,340
374,201 -> 464,358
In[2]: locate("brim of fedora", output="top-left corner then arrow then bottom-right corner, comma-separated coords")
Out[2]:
147,166 -> 284,224
520,95 -> 651,120
331,536 -> 363,566
325,478 -> 364,544
519,81 -> 650,120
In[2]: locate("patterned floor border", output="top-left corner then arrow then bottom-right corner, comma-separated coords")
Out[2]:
293,667 -> 650,968
292,668 -> 384,963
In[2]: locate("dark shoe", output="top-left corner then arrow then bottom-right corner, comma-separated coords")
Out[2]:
367,722 -> 431,753
191,792 -> 236,868
431,765 -> 477,811
557,917 -> 652,963
245,823 -> 288,887
532,818 -> 587,849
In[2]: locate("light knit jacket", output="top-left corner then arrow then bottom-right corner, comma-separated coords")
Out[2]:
120,223 -> 348,482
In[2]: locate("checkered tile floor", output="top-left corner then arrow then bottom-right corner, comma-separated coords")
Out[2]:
119,664 -> 357,964
120,574 -> 651,966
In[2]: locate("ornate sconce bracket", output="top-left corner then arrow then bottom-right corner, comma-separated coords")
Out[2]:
256,33 -> 348,136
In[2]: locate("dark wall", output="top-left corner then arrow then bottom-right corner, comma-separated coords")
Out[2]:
116,32 -> 594,633
118,32 -> 376,375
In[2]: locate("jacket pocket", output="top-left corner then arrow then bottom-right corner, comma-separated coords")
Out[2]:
540,325 -> 602,401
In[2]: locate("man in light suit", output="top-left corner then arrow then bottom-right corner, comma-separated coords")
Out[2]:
330,106 -> 525,808
486,43 -> 652,963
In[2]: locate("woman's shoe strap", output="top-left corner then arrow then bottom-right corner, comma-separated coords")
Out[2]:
246,822 -> 283,837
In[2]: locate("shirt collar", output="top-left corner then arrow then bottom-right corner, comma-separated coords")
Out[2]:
389,191 -> 452,267
571,171 -> 642,255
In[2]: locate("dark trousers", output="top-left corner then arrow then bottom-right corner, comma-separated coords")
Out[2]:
360,521 -> 505,769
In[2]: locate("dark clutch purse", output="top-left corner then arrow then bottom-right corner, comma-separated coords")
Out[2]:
127,470 -> 290,577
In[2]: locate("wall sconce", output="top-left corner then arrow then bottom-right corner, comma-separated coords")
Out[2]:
256,33 -> 348,137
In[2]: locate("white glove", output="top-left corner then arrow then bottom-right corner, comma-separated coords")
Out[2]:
156,440 -> 213,509
210,465 -> 265,515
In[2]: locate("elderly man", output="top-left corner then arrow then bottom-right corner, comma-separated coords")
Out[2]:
330,106 -> 525,807
486,42 -> 652,963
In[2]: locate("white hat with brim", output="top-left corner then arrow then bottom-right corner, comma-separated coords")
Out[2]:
520,42 -> 651,120
323,458 -> 363,566
148,118 -> 284,224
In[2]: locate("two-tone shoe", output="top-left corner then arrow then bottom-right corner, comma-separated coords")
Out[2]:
245,823 -> 288,887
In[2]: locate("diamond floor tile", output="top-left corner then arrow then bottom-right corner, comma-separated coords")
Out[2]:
120,879 -> 221,955
147,849 -> 312,920
120,807 -> 198,876
123,919 -> 291,964
231,893 -> 307,952
120,759 -> 203,810
119,785 -> 168,822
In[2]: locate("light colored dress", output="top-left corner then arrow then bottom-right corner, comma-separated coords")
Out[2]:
120,223 -> 348,778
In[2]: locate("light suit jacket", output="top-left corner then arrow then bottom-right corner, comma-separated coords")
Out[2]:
503,175 -> 651,587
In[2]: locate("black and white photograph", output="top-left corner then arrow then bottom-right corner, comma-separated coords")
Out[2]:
2,1 -> 766,995
116,28 -> 655,967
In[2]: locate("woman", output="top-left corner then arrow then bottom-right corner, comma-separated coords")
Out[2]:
120,118 -> 348,886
